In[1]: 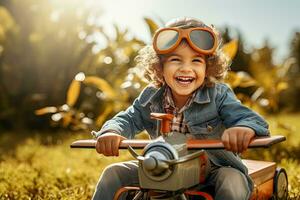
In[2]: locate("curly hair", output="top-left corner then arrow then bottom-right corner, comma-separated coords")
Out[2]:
135,17 -> 230,88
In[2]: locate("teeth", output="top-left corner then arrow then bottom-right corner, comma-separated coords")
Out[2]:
176,76 -> 195,82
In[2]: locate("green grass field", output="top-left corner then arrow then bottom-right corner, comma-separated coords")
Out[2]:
0,113 -> 300,199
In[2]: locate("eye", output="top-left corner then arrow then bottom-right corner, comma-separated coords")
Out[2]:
169,57 -> 181,62
192,58 -> 204,63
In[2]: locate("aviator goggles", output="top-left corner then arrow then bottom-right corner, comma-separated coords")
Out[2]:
153,27 -> 218,55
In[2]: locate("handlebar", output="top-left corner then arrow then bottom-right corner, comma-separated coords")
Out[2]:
70,135 -> 286,149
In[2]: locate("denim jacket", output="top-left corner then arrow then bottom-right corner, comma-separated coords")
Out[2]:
96,83 -> 269,192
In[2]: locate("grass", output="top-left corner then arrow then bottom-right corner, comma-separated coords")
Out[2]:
0,113 -> 300,199
0,131 -> 134,199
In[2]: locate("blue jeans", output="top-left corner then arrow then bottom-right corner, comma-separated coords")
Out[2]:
92,160 -> 250,200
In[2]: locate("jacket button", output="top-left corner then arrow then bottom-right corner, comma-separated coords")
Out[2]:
207,125 -> 213,132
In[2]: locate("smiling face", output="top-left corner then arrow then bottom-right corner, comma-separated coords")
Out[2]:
162,41 -> 206,108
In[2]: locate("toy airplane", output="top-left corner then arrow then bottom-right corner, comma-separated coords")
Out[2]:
70,113 -> 288,200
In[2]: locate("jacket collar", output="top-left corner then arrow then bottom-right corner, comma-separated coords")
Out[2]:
194,86 -> 211,104
140,85 -> 166,107
140,84 -> 211,107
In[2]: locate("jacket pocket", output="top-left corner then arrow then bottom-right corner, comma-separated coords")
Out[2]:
188,117 -> 222,135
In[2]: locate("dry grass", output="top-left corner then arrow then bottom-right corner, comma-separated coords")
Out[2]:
0,113 -> 300,199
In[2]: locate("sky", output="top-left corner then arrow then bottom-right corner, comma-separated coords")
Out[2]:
95,0 -> 300,64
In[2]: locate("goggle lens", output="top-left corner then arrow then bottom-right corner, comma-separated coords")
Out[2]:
156,30 -> 179,50
190,30 -> 215,50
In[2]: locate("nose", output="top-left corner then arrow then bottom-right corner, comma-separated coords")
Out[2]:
179,62 -> 192,72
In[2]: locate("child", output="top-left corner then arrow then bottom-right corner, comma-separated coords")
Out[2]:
92,17 -> 269,200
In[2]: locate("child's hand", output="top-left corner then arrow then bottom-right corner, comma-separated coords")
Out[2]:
95,133 -> 127,156
221,127 -> 255,153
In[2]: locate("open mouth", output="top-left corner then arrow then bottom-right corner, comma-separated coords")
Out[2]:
175,76 -> 195,85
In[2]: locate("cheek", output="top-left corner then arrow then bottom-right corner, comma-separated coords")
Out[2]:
201,65 -> 206,73
162,64 -> 174,77
196,65 -> 206,76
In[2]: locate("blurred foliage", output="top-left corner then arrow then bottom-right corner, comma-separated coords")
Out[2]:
33,24 -> 148,131
221,29 -> 295,114
0,1 -> 299,132
280,32 -> 300,111
35,73 -> 124,131
0,0 -> 97,129
0,0 -> 145,130
32,17 -> 159,131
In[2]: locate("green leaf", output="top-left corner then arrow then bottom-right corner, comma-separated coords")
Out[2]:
222,39 -> 238,60
225,71 -> 256,89
236,72 -> 257,88
66,80 -> 81,107
225,71 -> 241,88
35,107 -> 58,115
277,82 -> 288,92
144,17 -> 160,37
95,105 -> 113,126
62,112 -> 72,127
83,76 -> 116,99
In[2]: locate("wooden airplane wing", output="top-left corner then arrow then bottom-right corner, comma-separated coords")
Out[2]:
70,135 -> 285,150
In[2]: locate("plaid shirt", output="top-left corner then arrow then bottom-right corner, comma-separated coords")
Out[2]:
163,87 -> 196,134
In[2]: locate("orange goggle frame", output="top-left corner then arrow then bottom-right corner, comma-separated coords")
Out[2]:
153,27 -> 218,55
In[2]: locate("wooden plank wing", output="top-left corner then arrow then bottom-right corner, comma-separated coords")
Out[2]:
70,135 -> 285,150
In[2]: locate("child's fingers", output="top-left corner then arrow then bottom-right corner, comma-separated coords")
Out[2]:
223,127 -> 257,153
242,132 -> 255,152
111,139 -> 119,156
96,136 -> 110,156
221,130 -> 230,150
114,136 -> 126,156
242,134 -> 250,152
104,140 -> 112,156
96,134 -> 127,156
229,132 -> 238,153
237,133 -> 245,153
95,140 -> 101,154
97,139 -> 106,155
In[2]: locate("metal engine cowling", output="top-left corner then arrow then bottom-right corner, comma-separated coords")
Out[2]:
129,141 -> 206,191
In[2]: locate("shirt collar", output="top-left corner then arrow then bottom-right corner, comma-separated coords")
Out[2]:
163,86 -> 196,113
